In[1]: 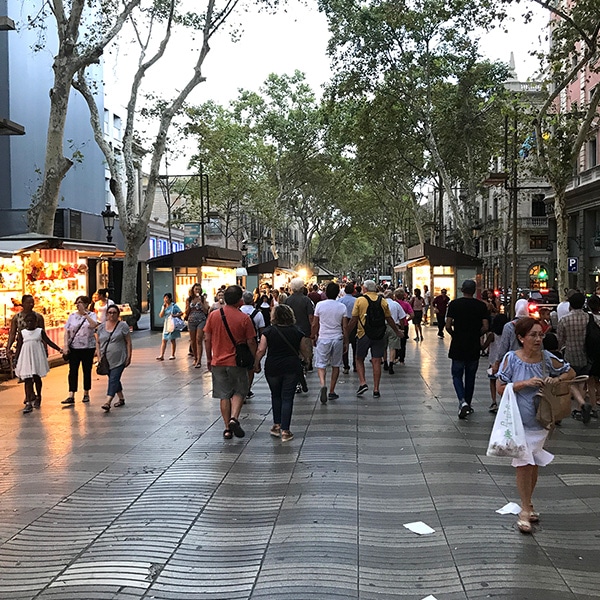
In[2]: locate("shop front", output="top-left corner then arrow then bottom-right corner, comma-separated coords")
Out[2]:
394,243 -> 481,301
0,236 -> 121,373
246,259 -> 297,294
147,245 -> 242,330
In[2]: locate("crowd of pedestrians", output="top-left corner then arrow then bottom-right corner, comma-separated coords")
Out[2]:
6,277 -> 600,537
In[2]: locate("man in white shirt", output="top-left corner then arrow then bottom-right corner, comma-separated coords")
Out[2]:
383,291 -> 407,374
556,288 -> 578,321
311,282 -> 349,404
240,291 -> 266,399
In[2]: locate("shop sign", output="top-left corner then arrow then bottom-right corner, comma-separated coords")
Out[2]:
184,223 -> 202,248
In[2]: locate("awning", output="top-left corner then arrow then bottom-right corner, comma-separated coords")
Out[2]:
0,236 -> 121,258
236,267 -> 248,277
394,257 -> 428,272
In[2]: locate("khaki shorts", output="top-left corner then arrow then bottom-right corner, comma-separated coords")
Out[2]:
211,365 -> 249,399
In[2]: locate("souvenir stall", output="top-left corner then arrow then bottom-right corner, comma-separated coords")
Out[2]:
394,243 -> 482,301
246,259 -> 297,295
147,245 -> 242,330
0,237 -> 121,373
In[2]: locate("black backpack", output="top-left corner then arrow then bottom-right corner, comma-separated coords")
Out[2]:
585,313 -> 600,361
363,296 -> 387,340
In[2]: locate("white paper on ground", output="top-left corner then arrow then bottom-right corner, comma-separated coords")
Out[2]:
420,596 -> 438,600
403,521 -> 435,535
496,502 -> 521,515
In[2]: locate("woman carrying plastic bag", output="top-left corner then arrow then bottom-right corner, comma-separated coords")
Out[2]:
486,383 -> 528,460
494,317 -> 575,534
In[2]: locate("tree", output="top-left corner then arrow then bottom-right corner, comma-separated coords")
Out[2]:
320,0 -> 505,254
28,0 -> 141,234
525,0 -> 600,298
75,0 -> 282,310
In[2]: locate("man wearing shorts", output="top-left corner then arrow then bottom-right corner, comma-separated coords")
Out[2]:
204,285 -> 257,439
311,282 -> 348,404
347,280 -> 402,398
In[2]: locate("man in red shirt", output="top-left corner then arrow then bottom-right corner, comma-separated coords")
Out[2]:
204,285 -> 257,439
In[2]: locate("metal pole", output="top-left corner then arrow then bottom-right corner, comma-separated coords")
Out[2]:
510,111 -> 518,318
107,257 -> 115,300
200,163 -> 205,246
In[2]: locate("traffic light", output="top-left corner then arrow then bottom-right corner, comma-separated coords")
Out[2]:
538,267 -> 548,281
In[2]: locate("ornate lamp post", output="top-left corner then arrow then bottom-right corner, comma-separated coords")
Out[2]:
101,204 -> 117,299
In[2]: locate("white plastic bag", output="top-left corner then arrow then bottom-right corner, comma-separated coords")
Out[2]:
165,315 -> 175,333
486,383 -> 529,459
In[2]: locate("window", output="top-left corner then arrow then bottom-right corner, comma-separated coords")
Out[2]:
149,237 -> 157,258
483,239 -> 489,253
103,109 -> 110,135
589,137 -> 598,168
493,237 -> 499,251
113,114 -> 122,141
530,235 -> 549,249
531,195 -> 546,217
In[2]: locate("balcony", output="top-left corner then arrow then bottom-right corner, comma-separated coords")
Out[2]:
565,164 -> 600,192
519,217 -> 548,229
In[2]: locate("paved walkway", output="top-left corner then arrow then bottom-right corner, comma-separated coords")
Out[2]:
0,318 -> 599,599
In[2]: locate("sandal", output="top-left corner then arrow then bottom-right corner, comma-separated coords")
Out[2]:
101,402 -> 111,412
113,398 -> 125,407
489,402 -> 498,414
517,512 -> 533,534
229,417 -> 245,438
156,356 -> 164,361
529,506 -> 540,523
223,429 -> 233,439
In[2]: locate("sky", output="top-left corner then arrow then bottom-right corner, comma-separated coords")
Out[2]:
104,0 -> 549,172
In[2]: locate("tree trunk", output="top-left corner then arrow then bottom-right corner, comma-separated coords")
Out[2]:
31,66 -> 75,235
554,187 -> 569,300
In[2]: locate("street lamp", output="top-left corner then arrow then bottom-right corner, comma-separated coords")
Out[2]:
241,243 -> 248,267
101,204 -> 117,299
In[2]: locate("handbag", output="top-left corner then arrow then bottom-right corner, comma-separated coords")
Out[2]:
96,326 -> 116,375
535,357 -> 580,430
486,383 -> 529,459
171,316 -> 186,331
64,318 -> 87,362
220,308 -> 254,370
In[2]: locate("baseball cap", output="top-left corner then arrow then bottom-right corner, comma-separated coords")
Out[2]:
461,280 -> 476,294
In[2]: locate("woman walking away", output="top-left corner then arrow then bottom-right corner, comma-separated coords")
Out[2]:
185,284 -> 209,368
496,317 -> 575,533
62,295 -> 98,406
15,313 -> 63,413
410,288 -> 425,341
485,313 -> 508,413
254,304 -> 311,442
96,305 -> 132,412
157,293 -> 183,360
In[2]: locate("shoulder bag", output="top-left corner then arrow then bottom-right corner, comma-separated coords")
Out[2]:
536,356 -> 582,429
64,317 -> 87,362
220,309 -> 254,370
96,326 -> 117,375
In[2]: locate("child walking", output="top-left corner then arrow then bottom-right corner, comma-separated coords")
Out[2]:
14,312 -> 63,414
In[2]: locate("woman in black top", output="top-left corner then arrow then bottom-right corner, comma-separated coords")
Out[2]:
254,304 -> 310,442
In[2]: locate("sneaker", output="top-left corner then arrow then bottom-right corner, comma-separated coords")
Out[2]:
281,430 -> 294,442
319,386 -> 328,404
356,384 -> 368,396
582,402 -> 592,424
33,395 -> 41,409
467,405 -> 474,414
82,394 -> 90,403
373,390 -> 381,398
270,424 -> 281,437
458,401 -> 469,419
388,364 -> 394,375
414,337 -> 419,341
23,403 -> 33,414
246,391 -> 255,399
438,334 -> 444,339
383,361 -> 389,371
301,377 -> 308,393
61,397 -> 75,405
342,367 -> 350,374
295,384 -> 303,394
328,392 -> 339,400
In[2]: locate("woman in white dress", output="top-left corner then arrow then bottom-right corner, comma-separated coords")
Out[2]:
15,312 -> 63,413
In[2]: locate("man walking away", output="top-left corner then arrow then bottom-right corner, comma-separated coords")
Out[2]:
312,282 -> 348,403
394,288 -> 413,365
338,282 -> 357,373
431,288 -> 450,338
204,285 -> 257,439
557,292 -> 594,423
347,280 -> 403,398
445,280 -> 489,419
285,277 -> 315,387
383,290 -> 406,374
240,291 -> 265,399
